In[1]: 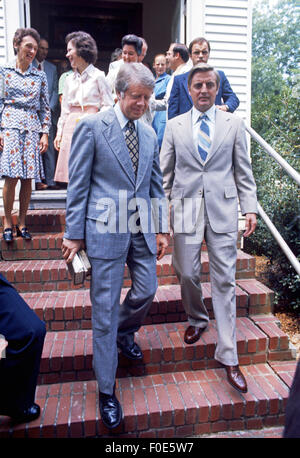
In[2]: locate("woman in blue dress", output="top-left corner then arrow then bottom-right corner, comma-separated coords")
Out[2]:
0,28 -> 51,242
151,54 -> 171,149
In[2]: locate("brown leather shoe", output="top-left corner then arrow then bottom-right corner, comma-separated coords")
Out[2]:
36,182 -> 48,190
184,325 -> 206,345
223,365 -> 248,393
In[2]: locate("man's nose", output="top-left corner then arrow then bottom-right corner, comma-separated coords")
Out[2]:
199,83 -> 208,92
137,96 -> 148,106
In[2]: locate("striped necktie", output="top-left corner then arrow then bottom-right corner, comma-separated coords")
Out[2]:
125,120 -> 139,176
197,114 -> 211,162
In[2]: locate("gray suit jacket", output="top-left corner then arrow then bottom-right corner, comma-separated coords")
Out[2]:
160,108 -> 257,234
64,107 -> 167,259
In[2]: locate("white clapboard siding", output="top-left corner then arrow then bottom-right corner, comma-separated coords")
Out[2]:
204,0 -> 252,122
0,0 -> 6,63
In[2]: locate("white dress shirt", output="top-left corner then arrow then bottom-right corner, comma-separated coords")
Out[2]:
114,102 -> 138,135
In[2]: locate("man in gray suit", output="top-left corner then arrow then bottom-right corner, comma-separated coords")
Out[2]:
160,63 -> 257,394
34,38 -> 59,190
62,63 -> 168,429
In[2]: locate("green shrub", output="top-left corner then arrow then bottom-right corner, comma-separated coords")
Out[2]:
245,88 -> 300,312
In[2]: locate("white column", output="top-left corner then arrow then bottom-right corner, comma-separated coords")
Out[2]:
185,0 -> 205,45
3,0 -> 29,63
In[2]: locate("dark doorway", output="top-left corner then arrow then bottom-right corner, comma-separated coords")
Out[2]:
30,0 -> 143,74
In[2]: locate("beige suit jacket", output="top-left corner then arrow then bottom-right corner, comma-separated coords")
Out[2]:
160,108 -> 257,234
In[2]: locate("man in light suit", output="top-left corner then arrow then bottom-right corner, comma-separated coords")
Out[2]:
34,38 -> 59,190
160,63 -> 257,393
62,63 -> 168,429
168,37 -> 239,120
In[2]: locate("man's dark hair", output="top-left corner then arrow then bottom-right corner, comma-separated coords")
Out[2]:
121,34 -> 143,56
188,37 -> 211,55
172,44 -> 189,63
187,63 -> 220,88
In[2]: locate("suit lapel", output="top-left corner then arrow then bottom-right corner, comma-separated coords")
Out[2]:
178,110 -> 203,166
136,121 -> 152,189
207,109 -> 232,164
102,109 -> 136,185
183,73 -> 192,101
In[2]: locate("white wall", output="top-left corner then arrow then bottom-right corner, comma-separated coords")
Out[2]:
186,0 -> 252,124
0,0 -> 30,64
0,0 -> 6,63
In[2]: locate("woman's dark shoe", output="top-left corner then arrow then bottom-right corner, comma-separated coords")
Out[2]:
16,225 -> 32,240
3,228 -> 13,243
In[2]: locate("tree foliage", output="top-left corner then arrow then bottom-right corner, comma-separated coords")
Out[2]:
245,0 -> 300,311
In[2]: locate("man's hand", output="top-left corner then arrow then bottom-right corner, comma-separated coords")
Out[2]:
216,105 -> 228,112
243,213 -> 257,238
156,233 -> 168,260
61,238 -> 85,263
39,133 -> 48,154
0,337 -> 8,359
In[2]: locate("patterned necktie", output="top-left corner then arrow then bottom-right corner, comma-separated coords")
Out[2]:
37,63 -> 42,71
125,120 -> 139,176
197,114 -> 211,162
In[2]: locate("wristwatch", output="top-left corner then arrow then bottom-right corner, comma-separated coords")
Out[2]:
225,104 -> 230,112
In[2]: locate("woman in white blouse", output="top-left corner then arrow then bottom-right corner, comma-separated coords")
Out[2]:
54,31 -> 113,184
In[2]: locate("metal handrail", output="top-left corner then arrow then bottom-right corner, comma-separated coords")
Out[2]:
246,125 -> 300,186
245,124 -> 300,276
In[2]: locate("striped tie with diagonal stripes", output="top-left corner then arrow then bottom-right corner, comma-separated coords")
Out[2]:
197,114 -> 211,162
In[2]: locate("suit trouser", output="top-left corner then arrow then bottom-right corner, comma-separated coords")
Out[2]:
43,122 -> 57,186
172,200 -> 239,366
89,233 -> 157,395
0,280 -> 46,414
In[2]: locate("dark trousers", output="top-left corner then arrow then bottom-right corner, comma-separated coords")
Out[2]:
0,274 -> 46,413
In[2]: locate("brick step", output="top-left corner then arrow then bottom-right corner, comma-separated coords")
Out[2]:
22,281 -> 274,332
0,232 -> 174,259
0,249 -> 256,292
0,209 -> 241,245
37,317 -> 293,386
0,210 -> 66,233
1,233 -> 64,261
0,362 -> 296,438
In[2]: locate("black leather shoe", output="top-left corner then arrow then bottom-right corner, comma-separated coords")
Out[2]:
118,341 -> 143,360
10,403 -> 41,424
16,225 -> 32,240
99,392 -> 123,429
3,228 -> 13,243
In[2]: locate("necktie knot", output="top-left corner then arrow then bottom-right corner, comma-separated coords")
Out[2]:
199,113 -> 208,122
127,120 -> 135,132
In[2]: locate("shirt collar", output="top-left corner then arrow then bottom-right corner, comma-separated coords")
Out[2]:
73,63 -> 94,79
114,102 -> 138,131
192,104 -> 216,125
7,61 -> 35,75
